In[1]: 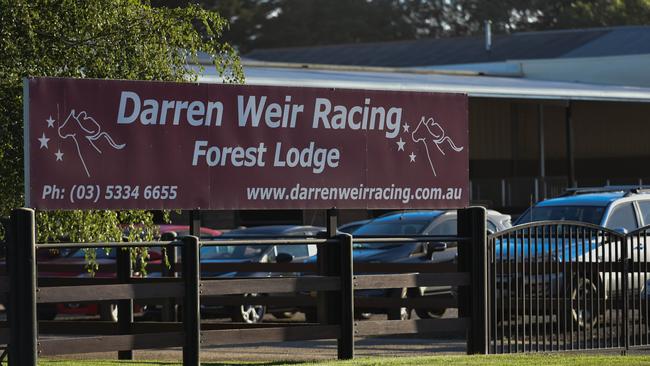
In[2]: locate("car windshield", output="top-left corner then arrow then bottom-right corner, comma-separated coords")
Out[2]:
353,217 -> 431,249
515,205 -> 605,225
201,245 -> 270,260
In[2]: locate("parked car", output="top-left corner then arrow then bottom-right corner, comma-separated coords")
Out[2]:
515,186 -> 650,231
500,186 -> 650,328
338,219 -> 371,234
200,225 -> 323,323
351,209 -> 512,320
39,224 -> 220,321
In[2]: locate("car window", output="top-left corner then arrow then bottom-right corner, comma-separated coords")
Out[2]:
605,203 -> 638,231
515,206 -> 605,225
637,201 -> 650,226
354,219 -> 430,236
276,244 -> 309,258
428,219 -> 457,235
487,220 -> 497,233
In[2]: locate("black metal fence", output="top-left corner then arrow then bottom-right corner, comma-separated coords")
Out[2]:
3,207 -> 488,365
488,221 -> 650,353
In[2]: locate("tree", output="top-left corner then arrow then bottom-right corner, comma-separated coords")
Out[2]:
454,0 -> 650,34
174,0 -> 650,53
0,0 -> 243,246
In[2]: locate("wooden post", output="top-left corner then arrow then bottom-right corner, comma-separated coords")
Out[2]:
117,245 -> 133,360
338,233 -> 354,359
8,208 -> 37,366
317,209 -> 339,323
182,235 -> 201,366
457,207 -> 488,354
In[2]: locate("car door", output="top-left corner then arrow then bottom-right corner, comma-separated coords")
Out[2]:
604,202 -> 639,294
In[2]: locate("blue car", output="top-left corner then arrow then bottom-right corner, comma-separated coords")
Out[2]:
497,186 -> 650,328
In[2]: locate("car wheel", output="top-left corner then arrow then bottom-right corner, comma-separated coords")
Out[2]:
231,294 -> 266,324
100,303 -> 118,322
272,311 -> 296,319
37,304 -> 57,321
567,277 -> 599,329
387,288 -> 411,321
304,309 -> 318,323
415,307 -> 446,319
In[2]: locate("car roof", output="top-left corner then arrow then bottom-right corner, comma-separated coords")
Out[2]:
371,210 -> 446,223
221,225 -> 324,237
536,192 -> 625,207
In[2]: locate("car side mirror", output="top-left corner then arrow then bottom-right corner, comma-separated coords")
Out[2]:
425,242 -> 447,260
160,231 -> 178,241
275,252 -> 294,263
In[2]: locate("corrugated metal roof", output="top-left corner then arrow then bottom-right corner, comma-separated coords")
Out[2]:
564,26 -> 650,57
244,26 -> 650,67
195,63 -> 650,103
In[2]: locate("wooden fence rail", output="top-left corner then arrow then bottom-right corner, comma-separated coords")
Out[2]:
3,207 -> 488,366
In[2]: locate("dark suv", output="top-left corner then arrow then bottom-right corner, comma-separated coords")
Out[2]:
351,209 -> 511,319
515,186 -> 650,231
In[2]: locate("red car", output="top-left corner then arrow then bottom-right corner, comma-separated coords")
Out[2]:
39,225 -> 221,320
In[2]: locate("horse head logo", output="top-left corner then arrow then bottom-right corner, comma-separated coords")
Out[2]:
411,116 -> 463,176
58,109 -> 126,177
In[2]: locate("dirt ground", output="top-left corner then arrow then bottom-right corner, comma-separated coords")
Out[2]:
49,310 -> 465,363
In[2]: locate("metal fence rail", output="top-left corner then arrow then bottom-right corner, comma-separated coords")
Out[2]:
488,221 -> 650,354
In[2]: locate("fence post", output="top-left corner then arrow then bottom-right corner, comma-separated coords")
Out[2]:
338,233 -> 354,359
457,207 -> 488,355
8,208 -> 37,366
317,209 -> 338,323
182,235 -> 200,366
117,245 -> 133,360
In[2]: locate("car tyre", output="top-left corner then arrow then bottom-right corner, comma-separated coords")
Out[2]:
387,288 -> 411,321
37,304 -> 57,321
272,311 -> 296,319
231,293 -> 266,324
415,307 -> 446,319
99,303 -> 118,322
566,277 -> 599,329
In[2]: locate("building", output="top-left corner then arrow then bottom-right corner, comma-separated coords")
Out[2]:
185,27 -> 650,228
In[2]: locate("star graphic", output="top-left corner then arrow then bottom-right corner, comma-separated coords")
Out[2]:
38,132 -> 50,149
55,149 -> 64,161
396,137 -> 405,151
46,116 -> 55,128
403,123 -> 410,133
409,152 -> 416,162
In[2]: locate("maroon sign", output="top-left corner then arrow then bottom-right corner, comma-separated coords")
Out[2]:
25,77 -> 468,210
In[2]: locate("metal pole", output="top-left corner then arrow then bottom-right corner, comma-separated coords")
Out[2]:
565,103 -> 576,188
8,208 -> 37,366
182,235 -> 201,366
338,233 -> 354,359
117,246 -> 133,360
458,207 -> 488,354
189,210 -> 201,237
161,231 -> 178,322
538,104 -> 546,178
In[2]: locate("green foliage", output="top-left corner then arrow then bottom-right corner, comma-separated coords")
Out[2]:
0,1 -> 242,249
173,0 -> 650,52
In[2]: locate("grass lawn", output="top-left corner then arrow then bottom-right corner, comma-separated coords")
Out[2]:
34,354 -> 650,366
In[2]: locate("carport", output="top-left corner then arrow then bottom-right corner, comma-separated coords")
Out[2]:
196,61 -> 650,217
